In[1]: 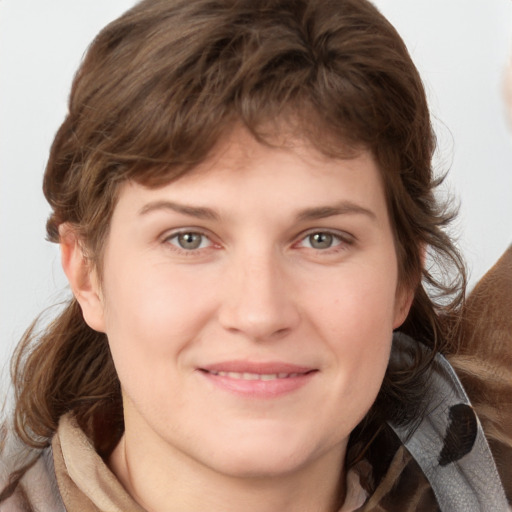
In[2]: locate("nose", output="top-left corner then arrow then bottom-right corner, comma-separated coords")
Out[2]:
218,251 -> 301,341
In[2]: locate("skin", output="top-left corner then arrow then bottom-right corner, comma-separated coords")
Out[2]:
61,128 -> 413,512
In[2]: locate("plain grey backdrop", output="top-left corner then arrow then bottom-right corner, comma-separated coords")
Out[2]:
1,0 -> 512,388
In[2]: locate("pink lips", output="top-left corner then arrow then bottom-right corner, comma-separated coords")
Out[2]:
198,361 -> 317,398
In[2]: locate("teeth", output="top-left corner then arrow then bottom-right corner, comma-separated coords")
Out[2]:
243,372 -> 260,380
211,371 -> 300,380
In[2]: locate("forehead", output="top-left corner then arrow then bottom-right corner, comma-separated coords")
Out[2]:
112,128 -> 389,228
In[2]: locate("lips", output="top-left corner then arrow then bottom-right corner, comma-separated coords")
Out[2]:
198,361 -> 317,398
200,361 -> 315,374
206,371 -> 305,380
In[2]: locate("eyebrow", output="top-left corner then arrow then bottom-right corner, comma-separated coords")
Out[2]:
139,200 -> 220,221
296,202 -> 376,222
138,199 -> 376,222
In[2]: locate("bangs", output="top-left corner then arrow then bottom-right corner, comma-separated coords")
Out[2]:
59,0 -> 424,189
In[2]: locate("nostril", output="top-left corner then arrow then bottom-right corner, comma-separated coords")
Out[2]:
272,327 -> 292,338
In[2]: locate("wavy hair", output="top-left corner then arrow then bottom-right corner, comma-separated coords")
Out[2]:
4,0 -> 466,500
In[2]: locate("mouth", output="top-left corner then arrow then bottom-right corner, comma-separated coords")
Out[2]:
203,370 -> 309,380
197,362 -> 318,398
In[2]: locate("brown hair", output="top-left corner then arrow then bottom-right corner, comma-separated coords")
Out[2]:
7,0 -> 465,496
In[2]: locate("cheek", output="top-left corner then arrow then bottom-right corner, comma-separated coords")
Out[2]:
304,259 -> 398,407
309,260 -> 399,341
332,282 -> 394,385
100,263 -> 216,387
105,260 -> 209,332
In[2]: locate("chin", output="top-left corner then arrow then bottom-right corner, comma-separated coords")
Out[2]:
199,427 -> 338,479
209,449 -> 312,479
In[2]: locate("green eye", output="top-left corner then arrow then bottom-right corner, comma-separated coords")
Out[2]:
308,232 -> 335,249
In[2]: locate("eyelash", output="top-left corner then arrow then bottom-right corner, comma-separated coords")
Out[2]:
162,229 -> 354,255
163,230 -> 217,255
294,230 -> 354,253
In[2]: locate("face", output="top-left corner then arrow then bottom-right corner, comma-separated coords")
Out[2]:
74,129 -> 411,480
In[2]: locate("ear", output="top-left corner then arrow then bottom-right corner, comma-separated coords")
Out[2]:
393,246 -> 425,329
59,224 -> 106,332
393,285 -> 415,329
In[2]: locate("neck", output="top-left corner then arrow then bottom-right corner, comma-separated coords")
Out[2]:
109,428 -> 346,512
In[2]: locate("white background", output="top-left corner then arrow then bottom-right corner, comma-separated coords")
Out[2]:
1,1 -> 512,384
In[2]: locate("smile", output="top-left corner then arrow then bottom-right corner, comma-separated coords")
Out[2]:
198,362 -> 317,398
206,371 -> 304,380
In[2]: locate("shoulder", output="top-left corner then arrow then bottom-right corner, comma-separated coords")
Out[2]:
359,327 -> 510,511
448,244 -> 512,504
0,426 -> 65,512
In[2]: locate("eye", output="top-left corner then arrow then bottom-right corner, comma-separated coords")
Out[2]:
167,231 -> 212,251
300,231 -> 343,250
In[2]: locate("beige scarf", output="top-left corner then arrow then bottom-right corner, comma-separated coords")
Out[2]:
52,413 -> 366,512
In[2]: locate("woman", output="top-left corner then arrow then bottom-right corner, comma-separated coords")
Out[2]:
0,0 -> 509,510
